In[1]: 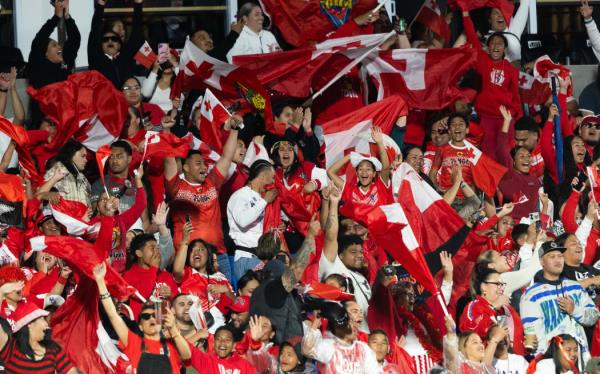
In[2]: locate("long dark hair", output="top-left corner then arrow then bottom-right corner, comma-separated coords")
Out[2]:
271,143 -> 301,180
186,239 -> 216,274
540,334 -> 580,374
15,324 -> 58,360
470,265 -> 500,298
55,139 -> 85,177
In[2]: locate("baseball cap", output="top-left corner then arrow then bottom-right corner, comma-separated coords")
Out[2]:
229,296 -> 250,314
539,241 -> 566,258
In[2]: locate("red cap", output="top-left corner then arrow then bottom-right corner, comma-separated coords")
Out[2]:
6,301 -> 49,333
581,115 -> 600,125
229,296 -> 250,313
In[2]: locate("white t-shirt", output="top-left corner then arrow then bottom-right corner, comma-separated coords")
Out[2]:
319,254 -> 371,331
0,131 -> 18,169
227,186 -> 267,248
493,353 -> 529,374
534,358 -> 575,374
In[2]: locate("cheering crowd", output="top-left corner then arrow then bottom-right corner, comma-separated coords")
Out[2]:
3,0 -> 600,373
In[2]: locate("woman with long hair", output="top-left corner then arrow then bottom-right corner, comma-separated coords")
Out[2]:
443,317 -> 495,374
39,139 -> 91,206
141,52 -> 179,113
527,334 -> 581,374
172,225 -> 234,332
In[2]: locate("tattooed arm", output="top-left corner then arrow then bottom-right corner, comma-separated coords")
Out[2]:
282,216 -> 320,292
322,187 -> 340,263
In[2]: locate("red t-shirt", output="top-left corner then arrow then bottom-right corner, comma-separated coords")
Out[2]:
179,267 -> 233,313
118,330 -> 181,374
166,168 -> 226,253
188,346 -> 257,374
341,176 -> 393,211
432,143 -> 476,197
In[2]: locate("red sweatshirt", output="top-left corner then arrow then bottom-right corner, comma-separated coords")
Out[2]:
123,263 -> 178,318
95,187 -> 147,273
463,15 -> 521,119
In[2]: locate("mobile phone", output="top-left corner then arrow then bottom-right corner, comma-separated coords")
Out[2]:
397,17 -> 406,33
185,214 -> 192,225
528,212 -> 540,222
158,43 -> 169,64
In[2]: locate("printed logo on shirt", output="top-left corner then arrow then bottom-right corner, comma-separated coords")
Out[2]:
490,68 -> 506,86
218,365 -> 240,374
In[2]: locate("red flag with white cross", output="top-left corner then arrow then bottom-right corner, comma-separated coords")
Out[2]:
416,0 -> 451,41
198,89 -> 231,153
363,46 -> 476,110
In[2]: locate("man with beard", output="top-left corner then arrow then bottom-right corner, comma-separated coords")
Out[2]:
302,302 -> 380,373
171,294 -> 209,348
227,295 -> 251,341
0,300 -> 77,373
514,116 -> 544,179
320,190 -> 371,332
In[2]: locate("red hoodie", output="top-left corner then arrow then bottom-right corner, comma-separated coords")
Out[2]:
463,15 -> 521,119
123,263 -> 177,318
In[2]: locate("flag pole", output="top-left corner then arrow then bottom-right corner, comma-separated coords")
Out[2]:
408,2 -> 427,30
436,291 -> 450,318
304,30 -> 397,106
372,0 -> 391,14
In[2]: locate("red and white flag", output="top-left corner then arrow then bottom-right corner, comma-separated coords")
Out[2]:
366,203 -> 439,294
392,163 -> 464,252
28,71 -> 128,152
416,0 -> 451,41
171,38 -> 271,124
462,140 -> 508,197
533,55 -> 572,97
134,41 -> 158,69
199,89 -> 231,153
233,33 -> 394,98
49,198 -> 101,239
322,96 -> 408,168
143,131 -> 190,160
449,0 -> 515,27
95,144 -> 111,191
587,166 -> 600,203
0,116 -> 41,185
512,191 -> 530,205
363,46 -> 476,110
518,71 -> 551,105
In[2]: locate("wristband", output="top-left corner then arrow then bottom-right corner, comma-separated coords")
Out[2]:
99,292 -> 111,300
0,89 -> 7,93
460,182 -> 467,189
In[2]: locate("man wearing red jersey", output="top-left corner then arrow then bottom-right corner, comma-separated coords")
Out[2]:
514,116 -> 544,180
164,115 -> 243,281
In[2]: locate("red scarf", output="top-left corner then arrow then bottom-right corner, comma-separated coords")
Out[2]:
396,307 -> 443,364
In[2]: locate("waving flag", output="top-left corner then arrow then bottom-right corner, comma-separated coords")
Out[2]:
392,163 -> 464,252
134,41 -> 157,69
0,116 -> 41,184
416,0 -> 451,40
233,33 -> 393,98
321,96 -> 408,168
143,131 -> 190,160
171,38 -> 271,124
449,0 -> 515,27
49,197 -> 100,239
258,0 -> 377,47
199,89 -> 231,153
28,71 -> 128,152
367,203 -> 438,294
363,47 -> 476,110
518,71 -> 551,105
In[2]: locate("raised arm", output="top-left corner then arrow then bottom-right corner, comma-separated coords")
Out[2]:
322,188 -> 340,263
215,116 -> 242,177
172,221 -> 192,283
62,1 -> 81,67
372,126 -> 390,184
164,156 -> 178,181
497,105 -> 513,168
93,262 -> 130,346
121,0 -> 145,58
327,154 -> 350,190
581,0 -> 600,61
282,216 -> 319,292
508,0 -> 531,38
88,0 -> 106,66
462,11 -> 484,53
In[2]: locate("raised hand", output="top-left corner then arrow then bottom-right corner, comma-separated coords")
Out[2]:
152,202 -> 170,227
440,251 -> 453,275
371,126 -> 384,144
499,105 -> 512,123
249,315 -> 265,341
307,214 -> 321,238
581,0 -> 594,19
93,262 -> 107,281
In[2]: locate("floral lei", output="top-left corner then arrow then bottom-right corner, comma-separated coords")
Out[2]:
397,307 -> 443,364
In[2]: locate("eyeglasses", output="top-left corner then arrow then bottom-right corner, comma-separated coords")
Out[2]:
484,281 -> 507,288
122,86 -> 140,91
102,36 -> 120,43
582,123 -> 600,130
139,313 -> 156,321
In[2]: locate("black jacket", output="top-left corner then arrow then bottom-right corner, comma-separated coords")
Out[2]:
87,2 -> 144,87
27,15 -> 80,89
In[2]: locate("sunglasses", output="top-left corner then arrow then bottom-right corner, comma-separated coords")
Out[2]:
139,313 -> 156,321
102,36 -> 120,43
582,123 -> 600,130
122,85 -> 140,91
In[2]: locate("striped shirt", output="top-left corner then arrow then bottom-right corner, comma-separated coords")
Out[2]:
0,337 -> 74,374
